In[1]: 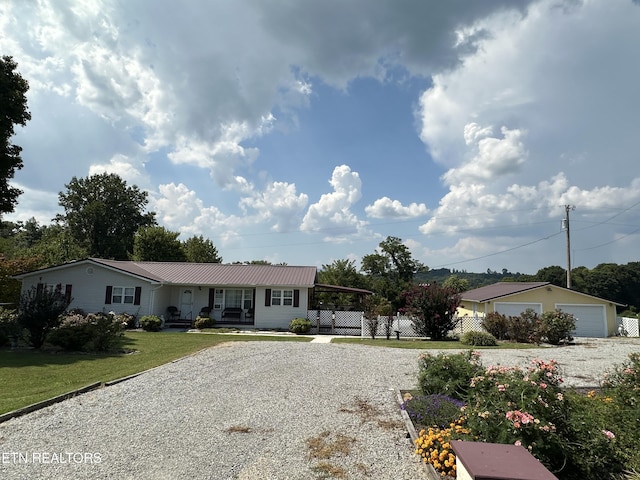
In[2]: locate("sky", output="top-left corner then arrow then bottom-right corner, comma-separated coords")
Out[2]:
2,0 -> 640,274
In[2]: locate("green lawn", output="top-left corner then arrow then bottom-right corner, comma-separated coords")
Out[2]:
0,331 -> 310,415
331,337 -> 539,349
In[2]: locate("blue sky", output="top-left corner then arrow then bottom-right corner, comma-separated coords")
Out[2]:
2,0 -> 640,273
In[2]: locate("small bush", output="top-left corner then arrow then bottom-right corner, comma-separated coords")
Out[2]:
460,331 -> 497,346
114,312 -> 137,329
139,315 -> 162,332
401,393 -> 465,430
0,307 -> 20,347
538,309 -> 575,345
289,317 -> 311,334
417,350 -> 483,401
194,316 -> 215,329
482,312 -> 509,340
507,308 -> 541,343
18,285 -> 70,349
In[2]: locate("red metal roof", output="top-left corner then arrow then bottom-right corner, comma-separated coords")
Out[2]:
461,282 -> 550,302
91,258 -> 318,286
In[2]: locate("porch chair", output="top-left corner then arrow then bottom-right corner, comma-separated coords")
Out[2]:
199,306 -> 212,318
167,306 -> 181,321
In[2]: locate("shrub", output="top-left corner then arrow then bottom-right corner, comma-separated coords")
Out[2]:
194,316 -> 215,329
401,393 -> 465,430
47,312 -> 125,352
115,312 -> 137,329
0,307 -> 20,347
538,309 -> 575,345
139,315 -> 162,332
460,331 -> 497,346
481,312 -> 509,340
17,285 -> 70,349
507,308 -> 541,343
417,350 -> 483,401
289,317 -> 311,334
401,283 -> 461,340
85,312 -> 125,351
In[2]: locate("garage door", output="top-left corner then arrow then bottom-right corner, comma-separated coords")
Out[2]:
494,303 -> 542,317
555,304 -> 606,338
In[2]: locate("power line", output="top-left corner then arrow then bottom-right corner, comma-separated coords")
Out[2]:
430,230 -> 564,269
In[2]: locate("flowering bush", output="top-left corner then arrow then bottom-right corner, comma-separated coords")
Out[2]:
461,359 -> 566,470
414,421 -> 469,477
413,351 -> 629,478
481,312 -> 509,340
538,310 -> 575,345
401,283 -> 461,340
601,353 -> 640,470
417,350 -> 483,401
47,312 -> 125,352
401,393 -> 464,431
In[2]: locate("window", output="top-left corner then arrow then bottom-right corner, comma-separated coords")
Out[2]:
212,288 -> 253,310
271,289 -> 293,306
112,287 -> 135,304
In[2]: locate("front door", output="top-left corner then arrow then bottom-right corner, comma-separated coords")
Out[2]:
180,289 -> 193,321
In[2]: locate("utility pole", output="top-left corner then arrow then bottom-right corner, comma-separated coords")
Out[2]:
562,205 -> 575,289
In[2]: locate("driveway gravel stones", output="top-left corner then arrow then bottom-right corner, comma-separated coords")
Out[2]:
1,337 -> 639,479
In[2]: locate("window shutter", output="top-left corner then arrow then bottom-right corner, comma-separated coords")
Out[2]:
293,289 -> 300,308
64,284 -> 73,304
134,287 -> 142,305
36,283 -> 44,296
105,286 -> 113,304
264,288 -> 271,307
208,288 -> 215,309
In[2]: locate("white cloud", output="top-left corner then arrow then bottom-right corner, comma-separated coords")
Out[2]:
442,124 -> 527,185
301,165 -> 370,241
89,154 -> 149,189
365,197 -> 428,219
416,0 -> 640,248
239,181 -> 309,232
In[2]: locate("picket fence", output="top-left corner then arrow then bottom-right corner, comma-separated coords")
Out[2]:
307,310 -> 486,338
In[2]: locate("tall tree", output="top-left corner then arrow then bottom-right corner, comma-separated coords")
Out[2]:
131,226 -> 186,261
0,56 -> 31,215
183,235 -> 222,263
361,236 -> 427,309
57,173 -> 156,259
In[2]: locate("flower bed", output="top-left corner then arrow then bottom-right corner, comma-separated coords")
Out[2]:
404,351 -> 640,479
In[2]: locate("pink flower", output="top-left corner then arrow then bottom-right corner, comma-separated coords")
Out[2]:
498,384 -> 506,392
602,430 -> 615,440
539,383 -> 547,389
514,440 -> 522,446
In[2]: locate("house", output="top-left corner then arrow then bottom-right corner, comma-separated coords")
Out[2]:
13,258 -> 320,330
458,282 -> 624,338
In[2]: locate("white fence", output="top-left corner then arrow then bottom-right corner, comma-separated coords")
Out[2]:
359,314 -> 485,339
618,317 -> 640,337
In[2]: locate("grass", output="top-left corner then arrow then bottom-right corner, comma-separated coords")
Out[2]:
0,331 -> 311,415
331,337 -> 538,349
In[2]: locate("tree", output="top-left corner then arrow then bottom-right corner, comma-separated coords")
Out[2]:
361,236 -> 427,309
442,275 -> 470,294
533,265 -> 567,287
0,56 -> 31,215
183,235 -> 222,263
401,283 -> 461,340
57,173 -> 156,259
18,284 -> 69,349
131,226 -> 186,261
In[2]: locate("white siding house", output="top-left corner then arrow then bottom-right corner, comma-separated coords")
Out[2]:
14,258 -> 318,330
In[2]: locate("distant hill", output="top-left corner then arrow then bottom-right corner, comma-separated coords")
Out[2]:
415,268 -> 526,290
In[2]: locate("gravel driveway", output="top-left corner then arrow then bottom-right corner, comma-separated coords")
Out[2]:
1,337 -> 639,479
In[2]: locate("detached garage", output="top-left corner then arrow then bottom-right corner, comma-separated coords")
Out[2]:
460,282 -> 624,338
